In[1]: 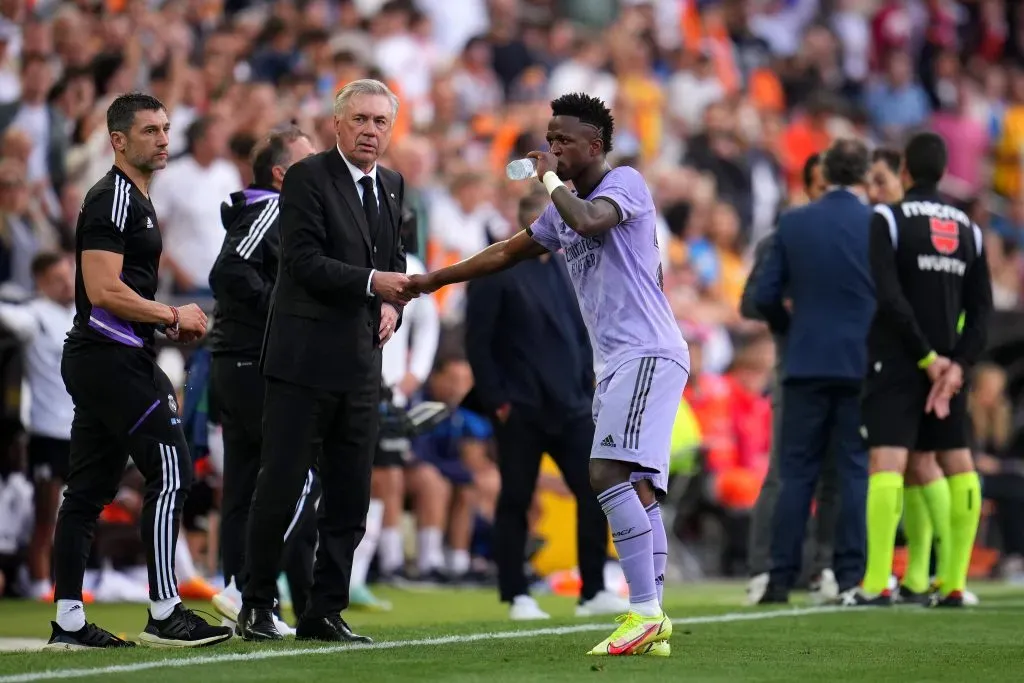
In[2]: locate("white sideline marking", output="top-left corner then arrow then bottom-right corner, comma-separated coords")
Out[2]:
0,607 -> 842,682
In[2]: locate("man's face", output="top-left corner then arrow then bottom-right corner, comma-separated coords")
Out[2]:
806,163 -> 828,201
868,160 -> 903,204
36,258 -> 74,306
114,108 -> 170,173
429,360 -> 474,408
334,93 -> 394,170
272,136 -> 318,189
21,60 -> 53,102
545,115 -> 602,181
203,119 -> 231,159
887,53 -> 912,88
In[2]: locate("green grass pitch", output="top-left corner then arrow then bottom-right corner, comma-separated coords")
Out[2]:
1,582 -> 1022,681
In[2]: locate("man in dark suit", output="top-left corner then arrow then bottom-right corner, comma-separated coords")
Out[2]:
753,139 -> 875,603
741,153 -> 842,605
464,188 -> 627,621
238,79 -> 412,643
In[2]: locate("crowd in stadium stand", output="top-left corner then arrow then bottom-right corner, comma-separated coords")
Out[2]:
1,0 -> 1024,605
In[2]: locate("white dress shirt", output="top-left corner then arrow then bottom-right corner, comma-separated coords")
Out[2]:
338,147 -> 384,298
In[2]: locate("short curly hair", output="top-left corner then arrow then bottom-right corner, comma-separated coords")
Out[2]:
550,92 -> 614,153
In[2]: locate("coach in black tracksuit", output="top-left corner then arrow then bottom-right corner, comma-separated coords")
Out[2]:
208,127 -> 319,618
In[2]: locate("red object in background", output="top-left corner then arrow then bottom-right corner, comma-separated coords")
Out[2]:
685,373 -> 736,473
924,0 -> 958,50
724,375 -> 771,482
685,372 -> 772,510
871,1 -> 913,71
978,4 -> 1008,62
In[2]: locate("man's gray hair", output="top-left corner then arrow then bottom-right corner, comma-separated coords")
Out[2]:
333,79 -> 399,120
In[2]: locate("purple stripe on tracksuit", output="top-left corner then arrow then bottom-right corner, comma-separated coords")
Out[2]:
89,307 -> 145,347
129,400 -> 161,435
242,188 -> 278,205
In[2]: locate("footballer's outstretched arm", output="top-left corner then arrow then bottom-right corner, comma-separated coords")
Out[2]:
415,230 -> 547,292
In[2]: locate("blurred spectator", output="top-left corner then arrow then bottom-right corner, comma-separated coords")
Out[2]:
993,68 -> 1024,198
548,33 -> 616,109
0,442 -> 32,597
971,364 -> 1024,583
865,51 -> 931,144
151,116 -> 242,296
408,356 -> 498,583
0,251 -> 74,601
0,52 -> 65,194
0,158 -> 58,296
930,78 -> 990,200
667,51 -> 724,138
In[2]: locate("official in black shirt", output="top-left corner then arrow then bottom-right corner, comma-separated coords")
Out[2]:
853,132 -> 993,607
208,126 -> 318,625
48,93 -> 230,649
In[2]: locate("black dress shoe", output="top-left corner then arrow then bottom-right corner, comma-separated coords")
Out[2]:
296,615 -> 372,643
757,584 -> 790,605
238,605 -> 283,641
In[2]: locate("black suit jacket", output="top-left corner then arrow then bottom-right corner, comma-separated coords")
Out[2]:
260,148 -> 407,392
464,254 -> 593,427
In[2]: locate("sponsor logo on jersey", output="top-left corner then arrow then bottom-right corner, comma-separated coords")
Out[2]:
929,218 -> 959,255
917,254 -> 966,276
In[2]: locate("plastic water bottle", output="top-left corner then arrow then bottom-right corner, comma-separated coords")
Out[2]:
505,157 -> 537,180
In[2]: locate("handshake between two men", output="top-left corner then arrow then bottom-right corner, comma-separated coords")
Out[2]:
369,270 -> 439,347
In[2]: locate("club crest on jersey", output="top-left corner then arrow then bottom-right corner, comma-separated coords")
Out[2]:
929,218 -> 959,255
167,393 -> 177,414
146,217 -> 154,229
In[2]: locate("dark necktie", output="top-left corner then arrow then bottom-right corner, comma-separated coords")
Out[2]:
358,175 -> 379,237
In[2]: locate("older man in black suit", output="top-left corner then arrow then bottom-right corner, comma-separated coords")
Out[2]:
238,79 -> 413,643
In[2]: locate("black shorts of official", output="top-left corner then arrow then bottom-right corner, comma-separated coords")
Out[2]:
860,359 -> 970,451
28,434 -> 70,483
374,436 -> 411,468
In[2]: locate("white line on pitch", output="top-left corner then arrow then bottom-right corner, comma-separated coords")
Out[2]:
0,607 -> 843,683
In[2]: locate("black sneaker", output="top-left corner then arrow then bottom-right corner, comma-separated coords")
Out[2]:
139,604 -> 233,647
896,584 -> 932,606
839,587 -> 893,606
44,622 -> 136,650
929,590 -> 965,608
756,584 -> 790,605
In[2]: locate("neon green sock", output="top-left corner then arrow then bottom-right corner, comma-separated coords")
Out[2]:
864,472 -> 904,594
901,486 -> 932,593
944,472 -> 982,595
920,477 -> 952,590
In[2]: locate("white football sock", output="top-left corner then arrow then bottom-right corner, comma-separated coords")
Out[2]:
417,527 -> 444,574
150,596 -> 181,620
378,527 -> 404,573
449,549 -> 470,576
56,599 -> 85,632
351,499 -> 384,588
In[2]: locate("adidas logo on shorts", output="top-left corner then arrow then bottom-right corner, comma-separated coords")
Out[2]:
601,434 -> 616,448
